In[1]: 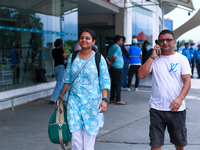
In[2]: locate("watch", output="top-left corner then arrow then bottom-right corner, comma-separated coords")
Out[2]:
102,98 -> 108,102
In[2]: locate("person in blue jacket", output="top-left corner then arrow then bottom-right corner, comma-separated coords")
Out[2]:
121,36 -> 129,89
182,43 -> 191,63
124,38 -> 142,91
194,44 -> 200,78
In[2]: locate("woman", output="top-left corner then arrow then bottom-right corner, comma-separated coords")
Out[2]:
58,29 -> 110,149
49,39 -> 67,104
142,40 -> 149,64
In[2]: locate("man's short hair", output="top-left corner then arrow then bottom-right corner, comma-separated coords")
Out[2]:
158,30 -> 175,39
122,36 -> 126,42
114,35 -> 122,43
185,43 -> 189,46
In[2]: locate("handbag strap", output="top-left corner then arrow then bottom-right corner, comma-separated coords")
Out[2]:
70,52 -> 95,85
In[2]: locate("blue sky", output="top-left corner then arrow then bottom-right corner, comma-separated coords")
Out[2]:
164,0 -> 200,44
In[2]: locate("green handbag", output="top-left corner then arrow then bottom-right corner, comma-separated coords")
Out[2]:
48,99 -> 72,149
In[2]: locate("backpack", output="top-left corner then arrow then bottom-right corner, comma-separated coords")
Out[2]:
71,50 -> 101,77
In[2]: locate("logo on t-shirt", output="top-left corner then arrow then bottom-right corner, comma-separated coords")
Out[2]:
169,63 -> 179,72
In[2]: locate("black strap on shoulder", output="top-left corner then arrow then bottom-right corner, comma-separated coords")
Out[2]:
71,50 -> 79,64
71,50 -> 101,77
95,52 -> 101,77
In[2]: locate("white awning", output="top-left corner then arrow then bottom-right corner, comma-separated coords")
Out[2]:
132,0 -> 194,14
160,0 -> 194,11
173,8 -> 200,39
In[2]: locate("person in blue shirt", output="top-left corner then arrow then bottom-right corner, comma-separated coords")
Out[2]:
182,43 -> 191,63
189,43 -> 196,78
124,38 -> 142,91
121,36 -> 129,89
107,35 -> 127,105
10,42 -> 21,83
194,44 -> 200,78
35,47 -> 46,68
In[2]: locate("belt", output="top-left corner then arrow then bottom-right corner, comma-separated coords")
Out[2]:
129,56 -> 140,58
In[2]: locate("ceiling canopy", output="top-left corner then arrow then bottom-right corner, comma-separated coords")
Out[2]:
159,0 -> 194,10
173,8 -> 200,39
132,0 -> 194,15
0,0 -> 78,16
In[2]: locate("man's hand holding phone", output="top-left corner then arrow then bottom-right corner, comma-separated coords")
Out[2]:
152,45 -> 161,59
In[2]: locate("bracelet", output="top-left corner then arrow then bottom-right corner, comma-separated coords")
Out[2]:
150,56 -> 155,60
102,98 -> 108,102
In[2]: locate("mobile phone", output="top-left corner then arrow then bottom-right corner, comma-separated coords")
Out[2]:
157,49 -> 161,56
56,100 -> 59,107
106,58 -> 110,65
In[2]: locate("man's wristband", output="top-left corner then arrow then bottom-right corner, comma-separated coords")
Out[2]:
150,56 -> 155,60
102,98 -> 108,102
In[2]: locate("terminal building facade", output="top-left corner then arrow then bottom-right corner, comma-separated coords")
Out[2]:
0,0 -> 194,110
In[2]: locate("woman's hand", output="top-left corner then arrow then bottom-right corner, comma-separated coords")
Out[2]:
99,100 -> 107,113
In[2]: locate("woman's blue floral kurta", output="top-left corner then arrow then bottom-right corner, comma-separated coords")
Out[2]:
64,52 -> 110,135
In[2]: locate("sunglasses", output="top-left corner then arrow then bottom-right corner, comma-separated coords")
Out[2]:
158,39 -> 174,43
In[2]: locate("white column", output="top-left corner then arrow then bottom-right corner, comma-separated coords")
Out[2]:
52,0 -> 61,38
124,0 -> 132,44
115,0 -> 132,45
161,0 -> 165,30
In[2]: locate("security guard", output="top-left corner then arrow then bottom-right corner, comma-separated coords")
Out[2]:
182,43 -> 191,63
189,43 -> 196,78
194,44 -> 200,78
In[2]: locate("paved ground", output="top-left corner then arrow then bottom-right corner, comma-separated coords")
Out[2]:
0,74 -> 200,150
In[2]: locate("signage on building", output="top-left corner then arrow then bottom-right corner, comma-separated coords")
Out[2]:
0,26 -> 77,36
107,0 -> 124,8
164,19 -> 173,31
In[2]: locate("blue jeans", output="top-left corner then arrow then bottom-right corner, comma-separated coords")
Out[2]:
122,62 -> 129,88
50,65 -> 65,101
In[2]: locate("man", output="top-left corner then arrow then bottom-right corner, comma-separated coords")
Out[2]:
107,35 -> 127,105
189,42 -> 196,78
121,36 -> 129,89
194,44 -> 200,78
138,30 -> 191,150
182,43 -> 191,63
124,38 -> 142,91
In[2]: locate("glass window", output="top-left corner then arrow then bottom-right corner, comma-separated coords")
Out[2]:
132,6 -> 153,47
0,0 -> 78,91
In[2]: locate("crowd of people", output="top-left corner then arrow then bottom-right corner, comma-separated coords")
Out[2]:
106,34 -> 152,95
182,42 -> 200,78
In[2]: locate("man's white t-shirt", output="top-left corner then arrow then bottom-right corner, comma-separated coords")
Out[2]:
149,52 -> 191,111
